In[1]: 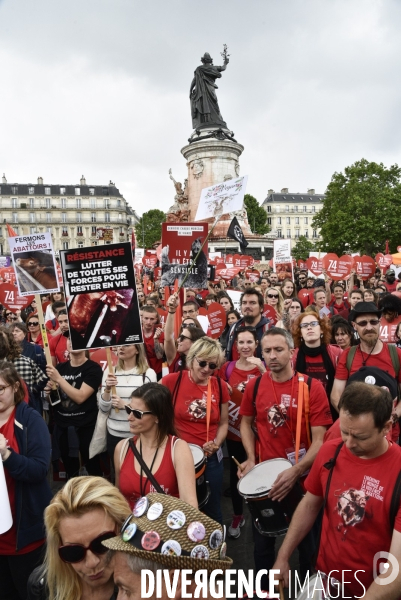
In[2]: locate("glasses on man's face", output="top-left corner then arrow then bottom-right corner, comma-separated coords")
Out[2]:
28,322 -> 39,327
300,321 -> 320,329
267,294 -> 279,299
177,333 -> 192,342
0,385 -> 11,395
58,531 -> 115,564
195,357 -> 218,371
354,319 -> 380,327
124,406 -> 154,419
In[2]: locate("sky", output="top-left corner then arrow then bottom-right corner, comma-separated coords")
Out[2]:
1,0 -> 401,215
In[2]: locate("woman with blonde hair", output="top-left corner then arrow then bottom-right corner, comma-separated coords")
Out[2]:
99,344 -> 157,460
162,337 -> 229,524
27,476 -> 130,600
264,287 -> 284,324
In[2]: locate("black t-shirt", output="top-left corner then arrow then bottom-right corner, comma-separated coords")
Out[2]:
54,359 -> 102,428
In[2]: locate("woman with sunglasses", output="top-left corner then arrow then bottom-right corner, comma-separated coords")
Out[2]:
2,309 -> 22,326
26,313 -> 44,348
45,337 -> 103,479
264,287 -> 284,324
218,327 -> 266,539
27,476 -> 130,600
276,297 -> 304,331
292,311 -> 342,420
162,337 -> 229,523
114,383 -> 197,510
164,293 -> 205,373
99,344 -> 157,462
0,361 -> 52,600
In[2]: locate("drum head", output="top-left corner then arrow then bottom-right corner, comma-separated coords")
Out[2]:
189,444 -> 204,467
238,458 -> 292,497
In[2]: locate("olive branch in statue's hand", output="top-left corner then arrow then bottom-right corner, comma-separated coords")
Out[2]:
221,44 -> 230,64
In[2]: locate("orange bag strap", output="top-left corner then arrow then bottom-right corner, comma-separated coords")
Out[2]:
304,379 -> 311,448
295,375 -> 304,464
206,378 -> 212,443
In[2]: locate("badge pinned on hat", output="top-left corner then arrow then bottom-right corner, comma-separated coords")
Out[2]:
161,540 -> 182,556
209,529 -> 223,550
187,521 -> 206,542
141,531 -> 161,551
133,496 -> 149,517
122,523 -> 137,542
147,502 -> 163,521
167,510 -> 186,530
190,545 -> 209,559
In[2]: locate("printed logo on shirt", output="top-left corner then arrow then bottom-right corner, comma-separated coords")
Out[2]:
186,391 -> 217,420
335,487 -> 370,537
267,403 -> 287,430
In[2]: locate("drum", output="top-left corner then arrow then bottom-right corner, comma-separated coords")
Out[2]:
237,458 -> 303,537
189,443 -> 210,509
295,573 -> 340,599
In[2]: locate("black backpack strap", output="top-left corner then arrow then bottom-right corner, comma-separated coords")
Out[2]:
216,375 -> 222,409
128,440 -> 166,495
390,469 -> 401,532
252,376 -> 262,406
171,370 -> 183,408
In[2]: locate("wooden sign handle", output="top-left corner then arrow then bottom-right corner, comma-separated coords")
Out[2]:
106,347 -> 119,413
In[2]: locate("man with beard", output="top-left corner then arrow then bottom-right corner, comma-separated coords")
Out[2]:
384,268 -> 398,293
331,302 -> 401,416
225,288 -> 271,361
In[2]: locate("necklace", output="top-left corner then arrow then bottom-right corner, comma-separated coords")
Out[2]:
358,339 -> 378,366
138,438 -> 159,497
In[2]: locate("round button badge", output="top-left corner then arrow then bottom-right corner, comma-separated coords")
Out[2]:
191,545 -> 209,559
133,496 -> 149,517
141,531 -> 161,551
161,540 -> 182,556
187,521 -> 206,542
121,514 -> 133,533
147,502 -> 163,521
167,510 -> 186,530
209,529 -> 223,550
219,542 -> 227,559
122,522 -> 137,542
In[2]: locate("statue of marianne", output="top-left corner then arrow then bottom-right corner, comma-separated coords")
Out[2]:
190,49 -> 229,130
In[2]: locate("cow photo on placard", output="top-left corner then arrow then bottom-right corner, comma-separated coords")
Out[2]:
160,223 -> 209,289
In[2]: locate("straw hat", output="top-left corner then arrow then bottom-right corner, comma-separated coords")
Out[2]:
102,493 -> 232,572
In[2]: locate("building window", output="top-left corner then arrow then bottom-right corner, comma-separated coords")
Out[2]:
295,217 -> 299,225
118,213 -> 122,222
75,187 -> 80,196
294,206 -> 298,212
313,229 -> 318,238
285,205 -> 289,212
277,229 -> 282,238
102,187 -> 108,195
76,198 -> 81,209
77,226 -> 83,235
119,227 -> 124,235
12,213 -> 18,223
46,213 -> 52,223
104,199 -> 109,209
63,242 -> 69,250
78,241 -> 84,248
92,241 -> 98,246
267,217 -> 271,225
62,226 -> 68,236
11,198 -> 17,208
295,229 -> 300,238
29,212 -> 35,223
62,212 -> 67,223
303,206 -> 307,212
46,198 -> 51,208
60,187 -> 66,195
30,226 -> 36,234
105,212 -> 110,223
89,188 -> 95,196
61,198 -> 67,209
0,228 -> 2,237
304,217 -> 308,224
45,187 -> 51,195
46,227 -> 52,234
277,217 -> 281,225
76,212 -> 82,222
90,198 -> 96,209
28,187 -> 34,195
286,217 -> 290,224
304,230 -> 309,238
91,226 -> 97,236
11,186 -> 18,194
312,206 -> 316,213
267,206 -> 272,213
91,213 -> 96,223
287,229 -> 291,238
117,199 -> 121,207
29,198 -> 35,208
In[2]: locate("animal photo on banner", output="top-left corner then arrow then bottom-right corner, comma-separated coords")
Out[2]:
160,223 -> 208,288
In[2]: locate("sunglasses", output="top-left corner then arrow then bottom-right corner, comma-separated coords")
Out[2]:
354,319 -> 380,327
177,333 -> 192,342
195,357 -> 218,370
300,321 -> 320,329
28,322 -> 39,327
267,294 -> 279,299
124,405 -> 154,418
58,531 -> 115,563
7,316 -> 17,321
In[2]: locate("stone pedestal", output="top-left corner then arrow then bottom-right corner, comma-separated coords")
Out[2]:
181,128 -> 252,238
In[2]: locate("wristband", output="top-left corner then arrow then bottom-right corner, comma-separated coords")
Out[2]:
104,387 -> 111,393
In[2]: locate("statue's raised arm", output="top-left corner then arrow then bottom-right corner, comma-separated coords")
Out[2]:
190,46 -> 230,130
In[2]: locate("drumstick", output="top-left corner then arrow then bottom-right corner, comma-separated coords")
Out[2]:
279,580 -> 285,600
231,456 -> 244,471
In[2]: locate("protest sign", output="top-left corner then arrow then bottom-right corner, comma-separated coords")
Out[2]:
273,239 -> 293,281
263,304 -> 278,324
206,302 -> 226,339
142,255 -> 158,268
375,253 -> 393,272
379,315 -> 401,344
225,254 -> 234,265
352,256 -> 376,279
0,267 -> 16,285
161,223 -> 208,288
8,232 -> 59,296
195,176 -> 248,222
0,257 -> 10,268
216,267 -> 242,281
134,248 -> 145,264
0,284 -> 34,312
226,289 -> 242,312
245,269 -> 260,283
322,253 -> 353,280
60,242 -> 142,351
298,260 -> 308,270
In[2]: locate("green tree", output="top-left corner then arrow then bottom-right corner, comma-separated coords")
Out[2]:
312,159 -> 401,255
291,236 -> 316,261
244,194 -> 270,235
135,209 -> 166,249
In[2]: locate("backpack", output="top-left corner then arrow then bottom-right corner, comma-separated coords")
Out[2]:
345,344 -> 400,377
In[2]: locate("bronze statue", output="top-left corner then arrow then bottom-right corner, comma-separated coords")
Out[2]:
190,45 -> 230,130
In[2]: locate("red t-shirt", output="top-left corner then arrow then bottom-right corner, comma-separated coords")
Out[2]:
161,371 -> 229,447
45,318 -> 58,333
49,334 -> 69,364
143,331 -> 164,375
305,439 -> 401,598
329,299 -> 349,315
168,352 -> 185,374
119,435 -> 180,509
240,373 -> 332,463
385,280 -> 398,293
218,362 -> 261,442
0,409 -> 44,555
335,344 -> 401,383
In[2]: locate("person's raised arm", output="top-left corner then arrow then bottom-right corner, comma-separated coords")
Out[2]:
164,292 -> 179,365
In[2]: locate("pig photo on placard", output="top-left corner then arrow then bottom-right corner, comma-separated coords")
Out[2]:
8,233 -> 59,296
60,242 -> 143,351
160,223 -> 208,288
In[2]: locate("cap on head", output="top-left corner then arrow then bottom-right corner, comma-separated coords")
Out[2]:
346,366 -> 398,400
102,493 -> 232,572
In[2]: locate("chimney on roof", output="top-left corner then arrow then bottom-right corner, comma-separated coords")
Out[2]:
80,175 -> 86,185
2,174 -> 7,184
109,180 -> 115,187
268,189 -> 274,195
281,188 -> 289,193
37,177 -> 43,184
307,188 -> 315,195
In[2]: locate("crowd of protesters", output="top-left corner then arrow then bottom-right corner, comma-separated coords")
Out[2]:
1,262 -> 401,599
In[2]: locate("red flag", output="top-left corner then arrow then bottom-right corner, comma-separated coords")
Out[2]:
131,227 -> 136,254
6,224 -> 17,238
385,239 -> 390,255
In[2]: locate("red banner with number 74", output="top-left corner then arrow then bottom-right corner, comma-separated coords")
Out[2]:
0,283 -> 34,312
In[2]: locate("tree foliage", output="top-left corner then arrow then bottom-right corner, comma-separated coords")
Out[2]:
291,236 -> 316,261
312,159 -> 401,255
135,209 -> 166,249
244,194 -> 270,235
